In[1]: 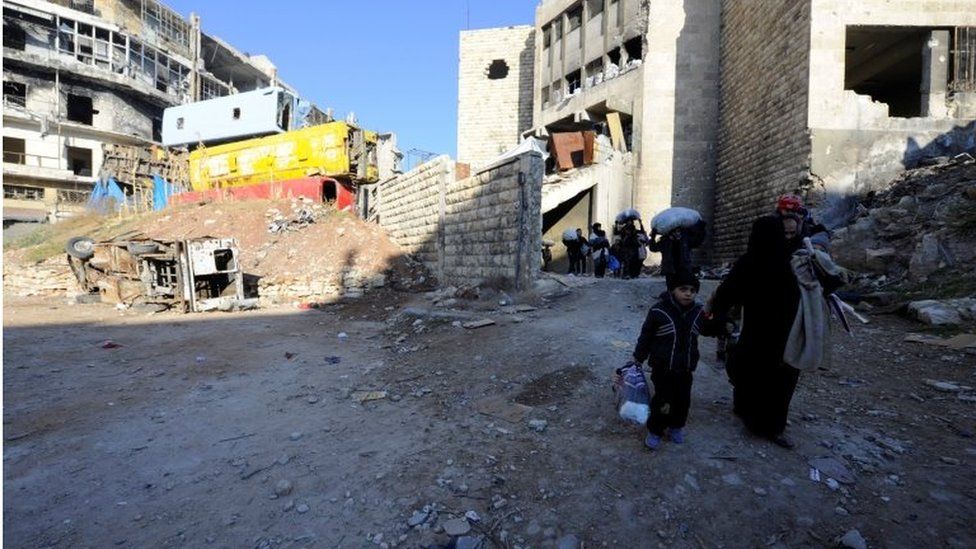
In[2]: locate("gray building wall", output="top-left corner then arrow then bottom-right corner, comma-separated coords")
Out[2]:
456,26 -> 535,168
712,0 -> 814,261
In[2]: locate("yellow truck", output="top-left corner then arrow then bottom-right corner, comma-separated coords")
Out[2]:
188,122 -> 378,191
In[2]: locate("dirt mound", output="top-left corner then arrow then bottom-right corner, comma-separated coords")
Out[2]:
132,199 -> 430,298
831,155 -> 976,299
3,199 -> 431,302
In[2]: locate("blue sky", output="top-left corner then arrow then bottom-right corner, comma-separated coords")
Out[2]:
165,1 -> 538,160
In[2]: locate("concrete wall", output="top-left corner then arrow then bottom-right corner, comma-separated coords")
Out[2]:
636,0 -> 721,255
376,153 -> 544,290
457,26 -> 535,168
806,0 -> 976,220
712,0 -> 814,261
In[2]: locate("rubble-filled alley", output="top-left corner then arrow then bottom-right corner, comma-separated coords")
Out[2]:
3,273 -> 975,548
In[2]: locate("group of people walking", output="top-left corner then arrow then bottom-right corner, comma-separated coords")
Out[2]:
562,220 -> 651,279
627,195 -> 839,451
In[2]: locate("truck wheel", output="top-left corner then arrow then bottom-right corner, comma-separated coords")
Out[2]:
126,241 -> 159,255
66,237 -> 95,260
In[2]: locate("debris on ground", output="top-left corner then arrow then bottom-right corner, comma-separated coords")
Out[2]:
831,157 -> 976,305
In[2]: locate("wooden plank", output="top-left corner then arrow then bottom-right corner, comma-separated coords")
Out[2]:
607,112 -> 627,152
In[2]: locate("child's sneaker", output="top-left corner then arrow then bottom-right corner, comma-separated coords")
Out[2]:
644,433 -> 661,450
669,428 -> 685,444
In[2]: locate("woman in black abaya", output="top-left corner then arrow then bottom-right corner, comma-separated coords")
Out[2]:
708,216 -> 801,448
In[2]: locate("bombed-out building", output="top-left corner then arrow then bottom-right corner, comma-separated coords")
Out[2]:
458,0 -> 976,259
2,0 -> 302,223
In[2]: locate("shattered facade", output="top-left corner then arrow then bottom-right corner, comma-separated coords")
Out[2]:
456,26 -> 535,168
2,0 -> 300,223
714,0 -> 976,260
532,0 -> 722,245
462,0 -> 976,261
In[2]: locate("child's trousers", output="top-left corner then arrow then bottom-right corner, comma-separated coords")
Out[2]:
646,368 -> 694,436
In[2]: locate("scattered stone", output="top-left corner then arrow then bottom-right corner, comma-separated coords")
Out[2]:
528,419 -> 548,432
464,510 -> 481,523
835,506 -> 849,516
283,500 -> 295,512
940,456 -> 960,465
289,431 -> 303,441
839,529 -> 867,549
721,473 -> 744,486
924,379 -> 965,393
443,518 -> 471,536
274,479 -> 294,497
306,396 -> 319,404
526,521 -> 542,536
408,510 -> 429,527
753,487 -> 767,496
462,319 -> 496,329
557,534 -> 580,549
296,503 -> 310,514
455,536 -> 483,549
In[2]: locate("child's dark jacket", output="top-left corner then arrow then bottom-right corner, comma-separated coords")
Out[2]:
633,292 -> 712,372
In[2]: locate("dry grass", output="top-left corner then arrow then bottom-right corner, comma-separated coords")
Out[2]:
4,213 -> 144,263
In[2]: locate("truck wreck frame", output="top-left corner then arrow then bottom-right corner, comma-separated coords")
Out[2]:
67,234 -> 254,312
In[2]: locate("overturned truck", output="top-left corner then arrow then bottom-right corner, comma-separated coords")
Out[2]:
66,235 -> 255,312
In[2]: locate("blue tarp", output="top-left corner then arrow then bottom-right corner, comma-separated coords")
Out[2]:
87,177 -> 128,213
152,174 -> 174,211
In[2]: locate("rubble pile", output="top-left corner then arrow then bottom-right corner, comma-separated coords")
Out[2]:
2,254 -> 79,297
4,198 -> 432,303
138,199 -> 432,303
831,155 -> 976,294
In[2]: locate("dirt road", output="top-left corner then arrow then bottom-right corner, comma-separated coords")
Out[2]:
4,277 -> 975,548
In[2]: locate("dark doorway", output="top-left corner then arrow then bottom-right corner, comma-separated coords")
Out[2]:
66,146 -> 93,176
66,94 -> 95,125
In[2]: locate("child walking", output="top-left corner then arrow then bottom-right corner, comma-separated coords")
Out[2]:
631,271 -> 711,449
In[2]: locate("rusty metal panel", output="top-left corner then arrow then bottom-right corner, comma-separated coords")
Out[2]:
550,132 -> 585,171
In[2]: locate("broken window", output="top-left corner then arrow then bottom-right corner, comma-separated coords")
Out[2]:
66,94 -> 95,125
588,0 -> 604,18
623,36 -> 643,61
845,26 -> 930,117
3,19 -> 27,50
541,85 -> 550,108
607,47 -> 621,66
3,137 -> 26,164
487,59 -> 509,79
58,18 -> 76,56
567,5 -> 582,32
566,69 -> 582,94
4,81 -> 27,107
152,117 -> 162,142
551,79 -> 563,102
543,25 -> 551,50
951,27 -> 976,92
76,22 -> 94,64
4,184 -> 43,201
66,146 -> 93,176
585,58 -> 603,81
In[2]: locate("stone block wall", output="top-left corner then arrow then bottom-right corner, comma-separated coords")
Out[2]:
712,0 -> 814,261
457,26 -> 535,168
375,155 -> 453,271
376,153 -> 544,290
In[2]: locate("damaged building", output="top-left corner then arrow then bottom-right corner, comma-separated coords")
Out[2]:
457,0 -> 976,261
2,0 -> 310,224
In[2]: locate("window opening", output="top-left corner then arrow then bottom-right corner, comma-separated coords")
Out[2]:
487,59 -> 509,79
66,94 -> 95,124
845,26 -> 927,117
3,137 -> 26,164
66,146 -> 93,176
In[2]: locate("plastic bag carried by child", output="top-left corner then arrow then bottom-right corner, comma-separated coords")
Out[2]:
651,207 -> 702,234
612,362 -> 650,424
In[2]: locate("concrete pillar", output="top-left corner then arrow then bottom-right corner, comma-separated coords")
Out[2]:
921,30 -> 950,117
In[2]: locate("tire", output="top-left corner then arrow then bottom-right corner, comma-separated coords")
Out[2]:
126,241 -> 159,255
66,236 -> 95,260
